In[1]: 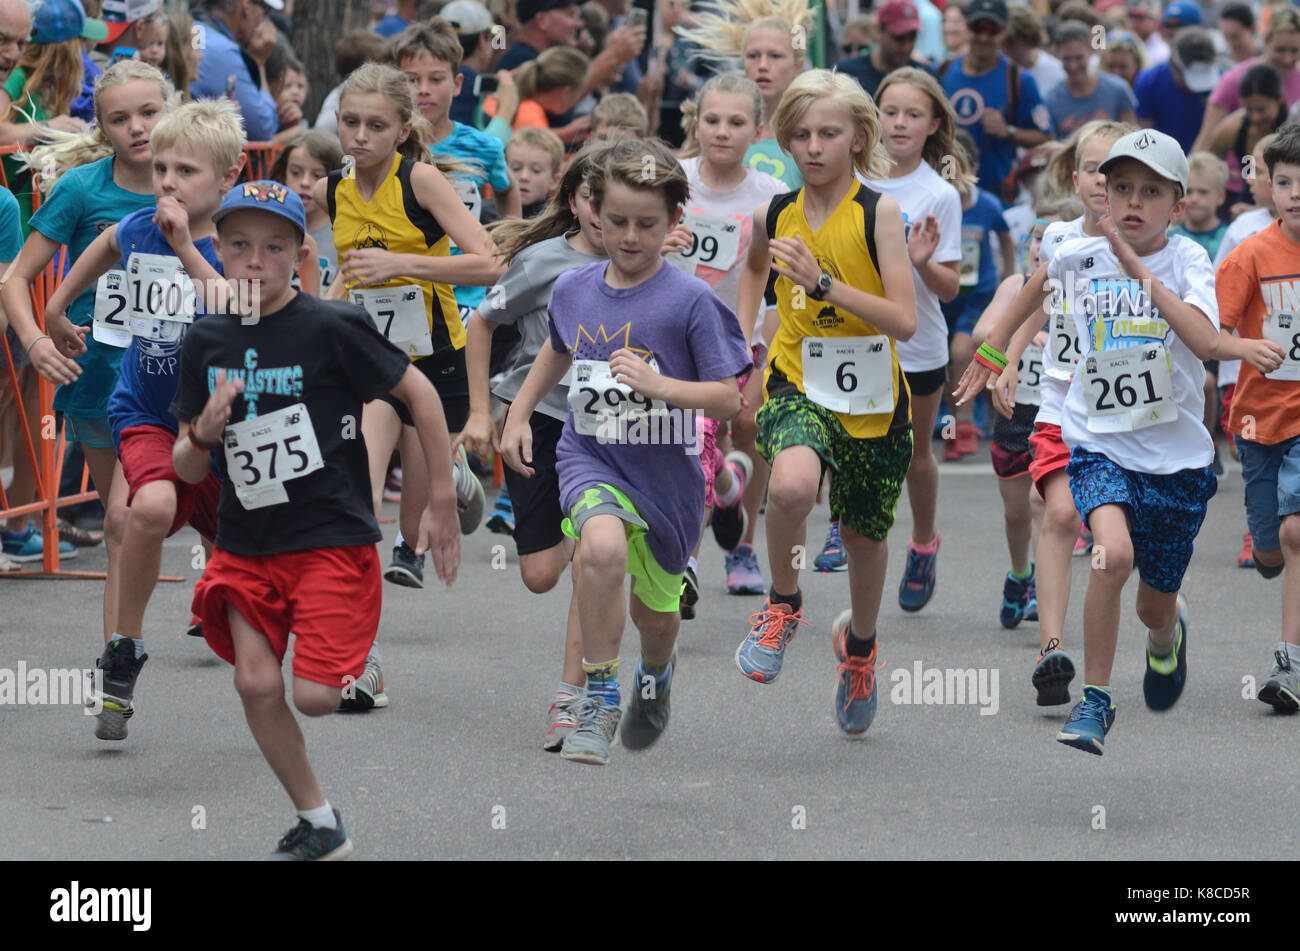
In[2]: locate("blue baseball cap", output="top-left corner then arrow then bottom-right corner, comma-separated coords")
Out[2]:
1162,1 -> 1203,28
213,181 -> 307,239
33,0 -> 109,44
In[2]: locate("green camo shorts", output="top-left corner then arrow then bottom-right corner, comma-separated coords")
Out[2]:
756,389 -> 913,541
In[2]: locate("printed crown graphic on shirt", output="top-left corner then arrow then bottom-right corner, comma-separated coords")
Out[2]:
570,322 -> 653,363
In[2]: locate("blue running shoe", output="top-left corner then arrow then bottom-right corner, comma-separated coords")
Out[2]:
1025,577 -> 1038,622
1143,592 -> 1188,711
814,521 -> 847,572
1000,565 -> 1034,629
831,610 -> 883,736
2,521 -> 76,563
1056,686 -> 1116,755
734,599 -> 810,684
898,534 -> 940,612
486,493 -> 515,535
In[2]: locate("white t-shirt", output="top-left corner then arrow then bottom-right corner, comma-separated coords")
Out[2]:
863,161 -> 962,372
1026,50 -> 1066,100
678,157 -> 788,345
1213,207 -> 1275,389
1035,216 -> 1085,426
1055,233 -> 1219,474
1004,200 -> 1036,274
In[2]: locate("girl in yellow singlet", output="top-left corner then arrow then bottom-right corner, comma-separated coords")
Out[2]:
731,69 -> 917,737
310,63 -> 503,701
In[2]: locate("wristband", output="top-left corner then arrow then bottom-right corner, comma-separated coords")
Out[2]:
187,418 -> 221,451
26,334 -> 51,354
974,341 -> 1008,372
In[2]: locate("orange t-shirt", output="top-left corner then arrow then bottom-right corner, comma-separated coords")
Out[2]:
1216,218 -> 1300,445
482,96 -> 550,131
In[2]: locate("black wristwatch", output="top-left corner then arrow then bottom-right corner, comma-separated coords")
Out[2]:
808,269 -> 833,300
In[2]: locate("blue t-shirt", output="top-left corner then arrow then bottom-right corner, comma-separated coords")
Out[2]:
107,207 -> 222,444
944,56 -> 1052,202
29,156 -> 157,419
71,51 -> 99,124
956,187 -> 1009,298
191,15 -> 278,141
0,188 -> 21,260
1043,72 -> 1137,138
1133,63 -> 1208,154
435,121 -> 511,311
451,65 -> 479,126
374,14 -> 410,37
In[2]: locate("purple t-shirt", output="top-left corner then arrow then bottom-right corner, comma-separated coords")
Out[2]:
1209,57 -> 1300,113
547,260 -> 752,573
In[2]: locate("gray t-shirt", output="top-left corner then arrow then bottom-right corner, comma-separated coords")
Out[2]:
480,233 -> 606,420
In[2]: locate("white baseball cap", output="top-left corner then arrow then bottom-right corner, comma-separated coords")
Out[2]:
440,0 -> 494,33
1099,129 -> 1190,192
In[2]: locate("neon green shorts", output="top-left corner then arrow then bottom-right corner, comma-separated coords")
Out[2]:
562,482 -> 684,614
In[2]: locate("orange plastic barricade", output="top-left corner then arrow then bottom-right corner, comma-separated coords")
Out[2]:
0,145 -> 182,580
242,142 -> 284,182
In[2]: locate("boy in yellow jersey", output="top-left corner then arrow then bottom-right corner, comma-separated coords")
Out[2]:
732,70 -> 918,736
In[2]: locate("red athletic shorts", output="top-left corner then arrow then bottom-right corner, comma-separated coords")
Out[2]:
193,545 -> 382,687
1028,422 -> 1071,495
118,424 -> 221,539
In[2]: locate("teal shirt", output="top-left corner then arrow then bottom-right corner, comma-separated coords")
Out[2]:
744,139 -> 802,190
28,156 -> 156,419
1169,221 -> 1228,263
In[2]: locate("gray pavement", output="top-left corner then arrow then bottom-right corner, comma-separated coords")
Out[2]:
2,440 -> 1294,860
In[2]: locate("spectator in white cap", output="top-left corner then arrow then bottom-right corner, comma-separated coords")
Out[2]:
441,0 -> 511,126
190,0 -> 285,142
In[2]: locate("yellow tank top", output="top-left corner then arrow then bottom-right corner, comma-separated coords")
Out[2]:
327,154 -> 464,353
763,181 -> 910,439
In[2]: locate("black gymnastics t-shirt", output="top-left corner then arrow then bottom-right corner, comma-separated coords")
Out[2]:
171,292 -> 409,556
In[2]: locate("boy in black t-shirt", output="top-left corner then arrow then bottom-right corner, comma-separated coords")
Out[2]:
171,182 -> 461,860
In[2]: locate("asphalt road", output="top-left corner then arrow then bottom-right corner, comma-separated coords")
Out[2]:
2,440 -> 1294,860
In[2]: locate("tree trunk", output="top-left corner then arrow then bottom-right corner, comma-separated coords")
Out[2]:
291,0 -> 372,124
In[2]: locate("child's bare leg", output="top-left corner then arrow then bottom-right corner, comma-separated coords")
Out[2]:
113,480 -> 178,637
1036,471 -> 1079,651
999,473 -> 1033,576
765,446 -> 820,594
1082,504 -> 1134,685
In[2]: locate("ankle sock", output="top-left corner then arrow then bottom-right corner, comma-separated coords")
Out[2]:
395,529 -> 406,549
1010,562 -> 1033,582
582,659 -> 620,708
298,802 -> 337,830
109,632 -> 146,659
714,465 -> 742,507
911,534 -> 939,556
556,681 -> 585,704
687,555 -> 698,575
769,587 -> 801,613
1147,620 -> 1181,660
845,624 -> 876,658
636,655 -> 673,692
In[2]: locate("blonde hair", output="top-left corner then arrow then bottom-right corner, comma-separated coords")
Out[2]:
675,0 -> 814,64
490,141 -> 613,264
592,93 -> 649,135
1044,119 -> 1137,199
515,46 -> 590,99
678,71 -> 762,159
150,96 -> 247,173
162,11 -> 198,99
1186,151 -> 1230,193
5,40 -> 84,124
27,61 -> 175,192
588,137 -> 690,217
1033,193 -> 1084,220
338,62 -> 475,179
507,125 -> 565,175
771,69 -> 890,180
1266,7 -> 1300,44
875,67 -> 976,200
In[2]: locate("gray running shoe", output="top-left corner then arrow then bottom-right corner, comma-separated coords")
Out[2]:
620,655 -> 674,751
263,808 -> 353,861
338,654 -> 388,712
560,697 -> 622,765
543,697 -> 581,752
383,540 -> 425,588
454,445 -> 486,535
1259,649 -> 1300,713
89,639 -> 147,741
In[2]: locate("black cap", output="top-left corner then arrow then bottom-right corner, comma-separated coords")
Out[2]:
516,0 -> 576,22
967,0 -> 1008,27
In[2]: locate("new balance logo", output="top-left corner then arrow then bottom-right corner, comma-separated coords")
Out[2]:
1079,257 -> 1094,269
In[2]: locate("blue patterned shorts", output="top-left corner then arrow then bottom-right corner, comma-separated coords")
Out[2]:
1067,447 -> 1217,594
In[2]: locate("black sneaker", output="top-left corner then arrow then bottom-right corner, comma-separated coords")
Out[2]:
680,565 -> 700,620
90,639 -> 148,741
383,541 -> 424,589
710,452 -> 751,552
620,656 -> 673,751
263,808 -> 353,861
186,616 -> 204,638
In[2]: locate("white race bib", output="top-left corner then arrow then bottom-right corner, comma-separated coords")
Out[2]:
567,359 -> 668,437
1050,311 -> 1083,372
959,230 -> 982,288
447,178 -> 482,252
1017,343 -> 1044,407
669,211 -> 741,274
91,269 -> 131,347
1082,343 -> 1177,433
802,336 -> 894,415
1262,311 -> 1300,381
351,284 -> 432,358
222,403 -> 324,510
126,253 -> 197,339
